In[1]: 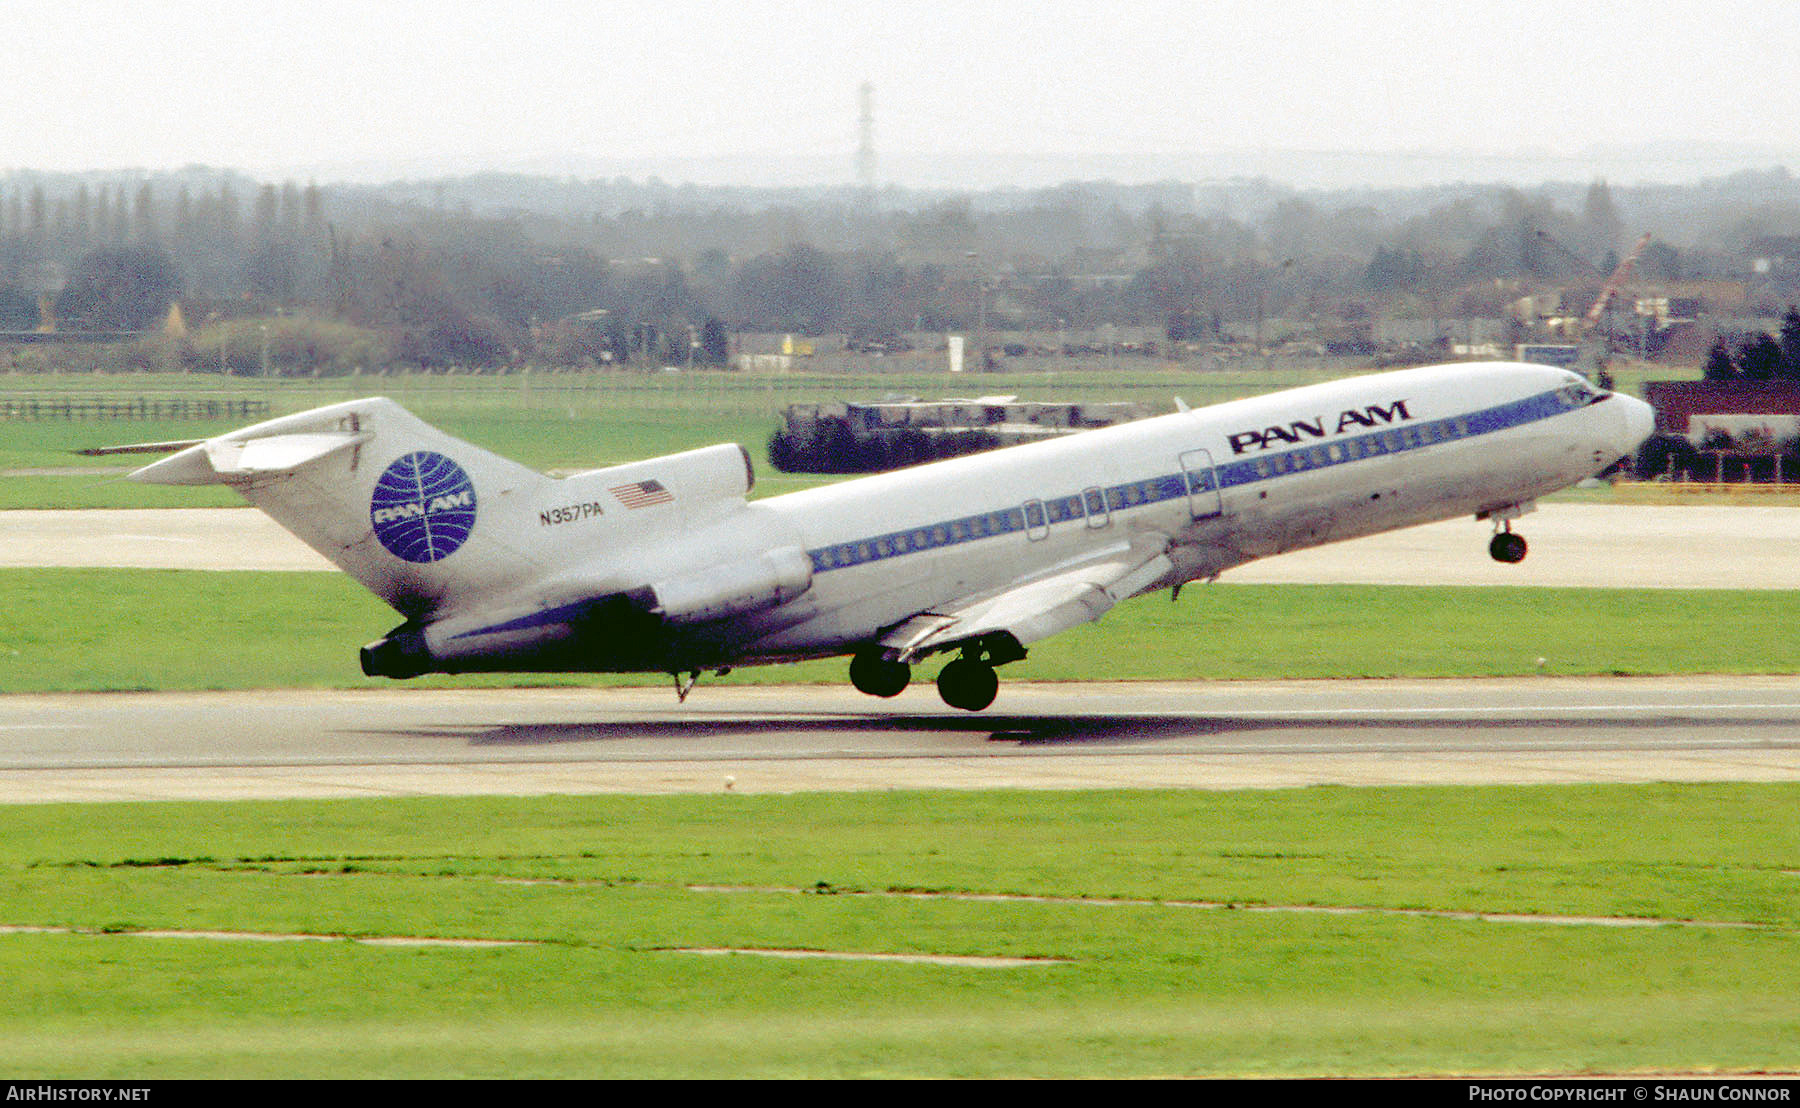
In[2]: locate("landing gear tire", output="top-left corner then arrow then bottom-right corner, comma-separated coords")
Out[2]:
937,658 -> 999,712
849,652 -> 911,698
1489,531 -> 1528,564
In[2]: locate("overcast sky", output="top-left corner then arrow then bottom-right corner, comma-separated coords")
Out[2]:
4,0 -> 1796,187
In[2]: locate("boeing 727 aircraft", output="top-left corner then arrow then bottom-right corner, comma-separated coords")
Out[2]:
128,362 -> 1653,711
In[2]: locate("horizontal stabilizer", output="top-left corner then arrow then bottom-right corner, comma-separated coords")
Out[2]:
130,430 -> 371,486
75,439 -> 206,457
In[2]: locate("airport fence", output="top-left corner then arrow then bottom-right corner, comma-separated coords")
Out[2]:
0,397 -> 272,421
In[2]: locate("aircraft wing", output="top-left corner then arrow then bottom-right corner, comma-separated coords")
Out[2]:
879,536 -> 1174,664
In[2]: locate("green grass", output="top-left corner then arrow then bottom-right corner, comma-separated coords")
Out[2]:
8,368 -> 1777,1079
0,785 -> 1793,1077
4,568 -> 1800,693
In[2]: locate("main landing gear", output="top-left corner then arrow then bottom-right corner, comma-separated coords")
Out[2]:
935,657 -> 999,713
849,638 -> 1019,712
848,650 -> 911,698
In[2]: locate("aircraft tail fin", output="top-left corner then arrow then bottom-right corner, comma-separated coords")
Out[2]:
130,397 -> 549,619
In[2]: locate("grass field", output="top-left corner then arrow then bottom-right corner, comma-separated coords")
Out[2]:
6,569 -> 1800,692
0,785 -> 1795,1078
13,363 -> 1795,1079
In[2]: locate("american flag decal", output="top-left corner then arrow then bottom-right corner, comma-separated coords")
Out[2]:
610,479 -> 674,509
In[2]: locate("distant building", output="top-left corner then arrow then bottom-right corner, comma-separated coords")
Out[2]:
769,395 -> 1155,473
1749,236 -> 1800,277
1643,380 -> 1800,436
1514,344 -> 1581,368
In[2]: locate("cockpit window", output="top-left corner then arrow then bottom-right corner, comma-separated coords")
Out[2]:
1554,377 -> 1607,408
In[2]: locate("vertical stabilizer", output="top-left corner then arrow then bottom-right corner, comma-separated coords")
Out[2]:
131,397 -> 549,619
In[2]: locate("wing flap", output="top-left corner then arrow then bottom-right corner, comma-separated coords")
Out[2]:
880,539 -> 1173,663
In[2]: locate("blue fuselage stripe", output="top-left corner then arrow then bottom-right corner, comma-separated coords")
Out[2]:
805,387 -> 1598,576
451,385 -> 1599,643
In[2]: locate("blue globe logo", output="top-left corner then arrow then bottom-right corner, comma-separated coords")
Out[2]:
369,452 -> 478,563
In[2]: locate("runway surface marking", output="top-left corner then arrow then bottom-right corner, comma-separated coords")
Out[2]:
684,885 -> 1768,931
671,948 -> 1070,968
0,924 -> 536,947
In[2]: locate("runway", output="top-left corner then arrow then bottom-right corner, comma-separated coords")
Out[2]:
8,503 -> 1800,803
10,502 -> 1800,587
4,678 -> 1799,803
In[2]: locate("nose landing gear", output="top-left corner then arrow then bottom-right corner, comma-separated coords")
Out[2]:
1489,527 -> 1528,564
1481,502 -> 1534,564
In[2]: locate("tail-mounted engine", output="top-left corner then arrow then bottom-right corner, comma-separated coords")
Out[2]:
644,546 -> 813,624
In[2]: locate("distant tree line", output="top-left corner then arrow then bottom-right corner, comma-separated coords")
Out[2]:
1631,305 -> 1800,482
1702,307 -> 1800,381
1,167 -> 1798,372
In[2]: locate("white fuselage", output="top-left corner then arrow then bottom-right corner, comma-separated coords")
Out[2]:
710,362 -> 1649,663
146,361 -> 1649,680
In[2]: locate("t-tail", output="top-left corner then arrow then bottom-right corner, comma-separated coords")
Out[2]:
131,398 -> 556,622
127,397 -> 758,661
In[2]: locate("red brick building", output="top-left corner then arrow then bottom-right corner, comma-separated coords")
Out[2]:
1642,380 -> 1800,436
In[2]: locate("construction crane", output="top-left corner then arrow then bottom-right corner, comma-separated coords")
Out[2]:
1532,228 -> 1653,329
1533,228 -> 1604,279
1531,229 -> 1654,373
1584,232 -> 1654,330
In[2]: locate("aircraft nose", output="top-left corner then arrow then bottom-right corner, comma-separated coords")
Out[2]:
1615,393 -> 1656,455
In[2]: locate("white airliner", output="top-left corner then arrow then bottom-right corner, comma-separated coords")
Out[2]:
128,362 -> 1653,711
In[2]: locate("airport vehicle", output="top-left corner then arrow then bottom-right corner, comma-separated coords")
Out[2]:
126,362 -> 1654,711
